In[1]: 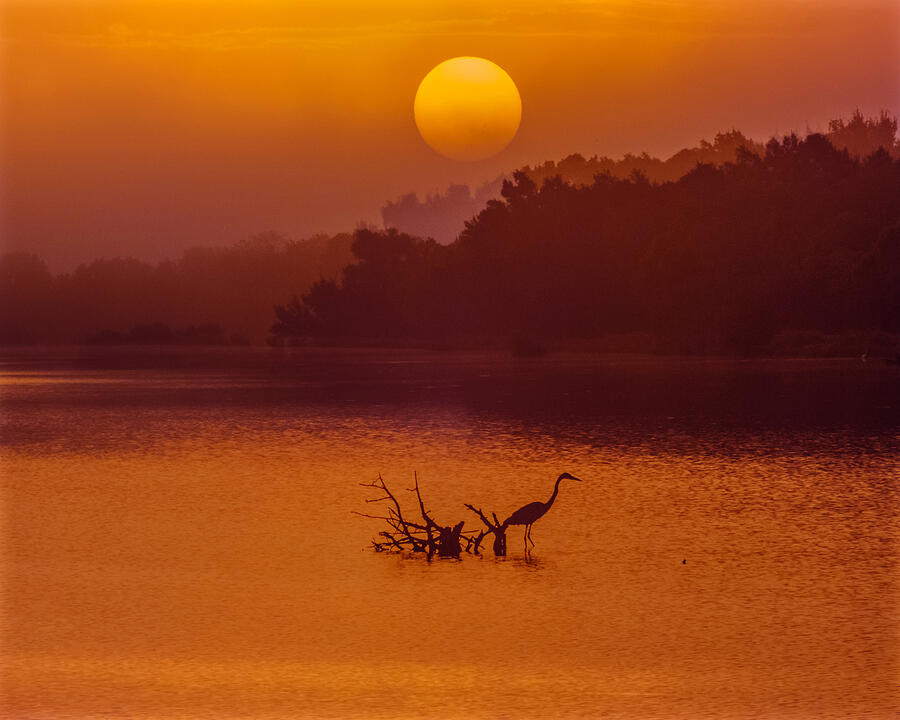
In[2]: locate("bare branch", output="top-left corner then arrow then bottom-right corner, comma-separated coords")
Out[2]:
357,473 -> 507,557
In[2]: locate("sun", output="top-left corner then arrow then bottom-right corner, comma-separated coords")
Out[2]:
414,57 -> 522,162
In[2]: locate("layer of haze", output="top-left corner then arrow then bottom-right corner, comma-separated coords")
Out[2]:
2,0 -> 898,269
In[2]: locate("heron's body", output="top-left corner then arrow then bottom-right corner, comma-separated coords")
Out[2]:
506,501 -> 550,526
504,472 -> 581,551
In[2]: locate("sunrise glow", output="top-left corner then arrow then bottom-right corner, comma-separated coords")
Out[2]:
2,2 -> 899,720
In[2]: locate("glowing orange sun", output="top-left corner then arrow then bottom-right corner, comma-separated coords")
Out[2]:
414,57 -> 522,162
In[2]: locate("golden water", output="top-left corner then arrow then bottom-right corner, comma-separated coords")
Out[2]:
2,349 -> 897,719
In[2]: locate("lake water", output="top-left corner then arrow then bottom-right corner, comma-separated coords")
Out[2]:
1,348 -> 898,720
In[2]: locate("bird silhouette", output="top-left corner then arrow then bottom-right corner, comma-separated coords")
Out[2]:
504,472 -> 582,552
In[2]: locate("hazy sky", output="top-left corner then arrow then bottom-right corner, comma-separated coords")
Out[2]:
2,0 -> 898,269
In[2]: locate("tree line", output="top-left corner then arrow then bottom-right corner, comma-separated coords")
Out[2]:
274,130 -> 900,355
0,233 -> 352,345
3,112 -> 897,354
380,111 -> 899,245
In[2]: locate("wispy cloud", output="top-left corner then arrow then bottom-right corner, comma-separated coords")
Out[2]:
3,0 -> 802,53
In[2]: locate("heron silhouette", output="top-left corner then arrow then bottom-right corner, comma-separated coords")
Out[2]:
504,472 -> 582,551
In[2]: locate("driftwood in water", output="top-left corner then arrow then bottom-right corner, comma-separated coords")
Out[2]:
463,504 -> 508,557
356,473 -> 507,558
356,473 -> 463,558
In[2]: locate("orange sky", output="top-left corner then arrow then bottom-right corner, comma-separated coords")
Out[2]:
2,0 -> 898,269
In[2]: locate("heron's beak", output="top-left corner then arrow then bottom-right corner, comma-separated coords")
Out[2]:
572,475 -> 583,482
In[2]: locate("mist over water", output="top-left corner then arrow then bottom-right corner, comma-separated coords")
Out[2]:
2,348 -> 898,719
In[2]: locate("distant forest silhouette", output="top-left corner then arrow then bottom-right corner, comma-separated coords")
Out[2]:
0,233 -> 352,345
2,112 -> 898,354
382,110 -> 899,244
275,117 -> 900,355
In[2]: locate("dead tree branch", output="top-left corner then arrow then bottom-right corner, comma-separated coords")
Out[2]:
464,504 -> 508,556
357,473 -> 466,558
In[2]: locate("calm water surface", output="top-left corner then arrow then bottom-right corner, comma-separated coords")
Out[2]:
1,348 -> 898,719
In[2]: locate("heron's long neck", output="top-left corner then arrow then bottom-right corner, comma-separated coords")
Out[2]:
546,477 -> 564,509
